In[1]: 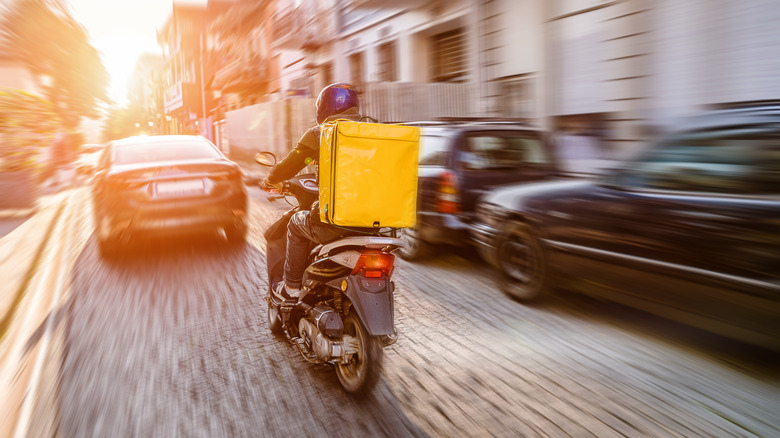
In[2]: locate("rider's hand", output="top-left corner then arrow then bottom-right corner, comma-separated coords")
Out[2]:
259,178 -> 281,193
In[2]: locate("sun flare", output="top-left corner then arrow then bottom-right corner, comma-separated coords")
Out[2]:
95,34 -> 159,105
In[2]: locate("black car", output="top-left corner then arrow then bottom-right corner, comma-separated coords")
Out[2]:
397,121 -> 561,260
471,105 -> 780,349
92,135 -> 248,254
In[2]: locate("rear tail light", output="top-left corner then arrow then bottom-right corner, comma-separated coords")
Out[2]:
211,169 -> 240,182
351,251 -> 395,278
106,176 -> 145,190
435,171 -> 460,214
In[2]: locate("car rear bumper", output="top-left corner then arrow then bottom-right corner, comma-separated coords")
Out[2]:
127,208 -> 245,234
99,192 -> 247,238
416,211 -> 472,246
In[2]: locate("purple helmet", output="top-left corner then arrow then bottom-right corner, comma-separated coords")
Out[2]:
315,83 -> 359,124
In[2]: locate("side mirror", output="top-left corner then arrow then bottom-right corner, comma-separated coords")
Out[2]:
255,152 -> 276,167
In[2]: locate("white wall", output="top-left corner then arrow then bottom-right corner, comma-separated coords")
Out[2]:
551,6 -> 611,115
497,0 -> 543,79
277,49 -> 307,93
649,0 -> 780,126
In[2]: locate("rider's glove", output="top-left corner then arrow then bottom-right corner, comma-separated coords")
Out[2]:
259,178 -> 280,193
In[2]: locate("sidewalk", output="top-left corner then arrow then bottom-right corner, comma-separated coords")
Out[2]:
0,189 -> 85,438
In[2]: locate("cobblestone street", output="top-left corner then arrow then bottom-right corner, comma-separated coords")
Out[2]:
3,187 -> 779,437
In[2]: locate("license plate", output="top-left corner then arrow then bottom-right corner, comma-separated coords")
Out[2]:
155,179 -> 204,196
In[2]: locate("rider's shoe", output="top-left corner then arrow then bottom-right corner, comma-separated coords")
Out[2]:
273,282 -> 300,301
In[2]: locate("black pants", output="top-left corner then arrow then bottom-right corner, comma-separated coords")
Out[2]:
280,207 -> 379,290
283,209 -> 344,289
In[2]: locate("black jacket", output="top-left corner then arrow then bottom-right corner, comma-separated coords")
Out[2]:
266,107 -> 362,184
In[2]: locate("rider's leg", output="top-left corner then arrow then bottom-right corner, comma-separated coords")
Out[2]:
280,210 -> 316,297
281,210 -> 344,298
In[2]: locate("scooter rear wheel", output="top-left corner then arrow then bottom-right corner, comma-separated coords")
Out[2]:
335,313 -> 383,396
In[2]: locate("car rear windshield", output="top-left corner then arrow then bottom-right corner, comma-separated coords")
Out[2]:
113,138 -> 222,165
460,135 -> 549,170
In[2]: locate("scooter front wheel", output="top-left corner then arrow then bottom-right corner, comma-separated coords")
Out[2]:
336,313 -> 383,396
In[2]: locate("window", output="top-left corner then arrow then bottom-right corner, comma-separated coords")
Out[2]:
419,135 -> 450,166
377,41 -> 397,82
321,62 -> 333,88
114,138 -> 221,165
431,28 -> 467,82
502,78 -> 533,118
460,134 -> 549,170
506,136 -> 549,164
626,130 -> 780,194
349,52 -> 363,85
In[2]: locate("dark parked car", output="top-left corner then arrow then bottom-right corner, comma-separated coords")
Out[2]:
92,135 -> 247,254
471,105 -> 780,349
397,121 -> 561,259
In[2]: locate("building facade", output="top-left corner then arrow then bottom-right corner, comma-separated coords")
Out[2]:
154,0 -> 780,160
546,0 -> 780,158
159,3 -> 213,138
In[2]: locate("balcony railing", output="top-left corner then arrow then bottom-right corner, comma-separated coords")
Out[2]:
212,55 -> 269,94
271,5 -> 334,50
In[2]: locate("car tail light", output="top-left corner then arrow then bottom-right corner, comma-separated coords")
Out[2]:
435,171 -> 460,214
106,175 -> 145,190
351,251 -> 395,278
211,169 -> 240,182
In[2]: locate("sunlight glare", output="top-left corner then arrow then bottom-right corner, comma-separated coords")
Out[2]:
95,34 -> 157,105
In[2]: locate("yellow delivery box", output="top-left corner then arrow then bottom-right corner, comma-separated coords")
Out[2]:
319,120 -> 420,228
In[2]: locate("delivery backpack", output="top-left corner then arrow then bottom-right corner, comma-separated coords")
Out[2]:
319,120 -> 420,228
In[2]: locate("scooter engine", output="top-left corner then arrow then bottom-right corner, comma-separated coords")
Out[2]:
299,318 -> 344,361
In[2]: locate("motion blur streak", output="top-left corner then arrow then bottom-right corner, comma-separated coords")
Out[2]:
0,0 -> 779,436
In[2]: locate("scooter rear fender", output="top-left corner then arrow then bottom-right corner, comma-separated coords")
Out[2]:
327,275 -> 394,336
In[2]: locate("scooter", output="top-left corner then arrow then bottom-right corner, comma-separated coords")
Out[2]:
254,152 -> 401,396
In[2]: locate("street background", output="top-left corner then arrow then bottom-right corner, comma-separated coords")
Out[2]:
0,180 -> 778,437
2,0 -> 780,436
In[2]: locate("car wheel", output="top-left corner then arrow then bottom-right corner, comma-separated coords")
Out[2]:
497,221 -> 549,302
397,226 -> 431,261
224,221 -> 247,245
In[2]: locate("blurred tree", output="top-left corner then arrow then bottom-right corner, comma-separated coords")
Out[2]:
0,0 -> 109,130
101,101 -> 148,142
0,90 -> 61,171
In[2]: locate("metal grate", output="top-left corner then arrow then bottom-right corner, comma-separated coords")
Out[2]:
431,28 -> 467,82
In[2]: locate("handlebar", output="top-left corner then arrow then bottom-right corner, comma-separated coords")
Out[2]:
259,179 -> 282,193
258,175 -> 318,207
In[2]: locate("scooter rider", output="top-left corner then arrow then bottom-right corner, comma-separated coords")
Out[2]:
261,83 -> 366,301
